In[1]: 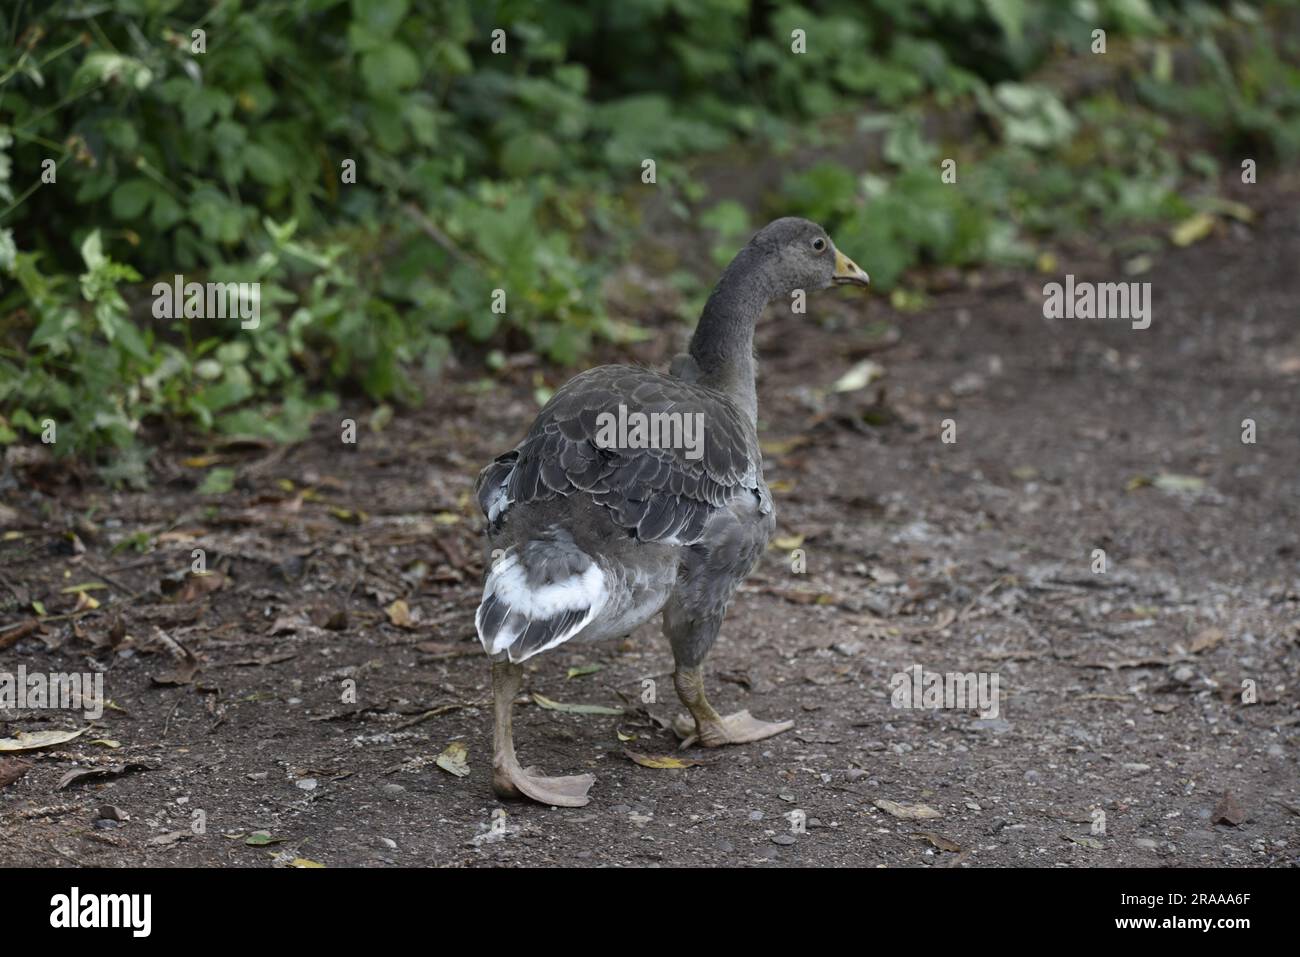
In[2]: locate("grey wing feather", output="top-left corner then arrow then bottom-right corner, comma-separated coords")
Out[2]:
476,366 -> 766,544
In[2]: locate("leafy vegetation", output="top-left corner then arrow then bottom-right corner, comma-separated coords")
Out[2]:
1,0 -> 1297,475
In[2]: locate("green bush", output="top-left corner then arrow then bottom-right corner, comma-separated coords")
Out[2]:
0,0 -> 1296,473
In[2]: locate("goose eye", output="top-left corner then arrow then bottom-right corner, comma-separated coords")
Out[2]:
811,237 -> 826,252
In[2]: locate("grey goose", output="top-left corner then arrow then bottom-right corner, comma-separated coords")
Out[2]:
474,217 -> 870,806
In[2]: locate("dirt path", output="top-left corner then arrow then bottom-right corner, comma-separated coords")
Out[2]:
1,185 -> 1297,869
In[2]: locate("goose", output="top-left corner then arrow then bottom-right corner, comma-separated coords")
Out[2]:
474,217 -> 870,806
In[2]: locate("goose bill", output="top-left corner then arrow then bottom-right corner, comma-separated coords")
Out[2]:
832,248 -> 870,286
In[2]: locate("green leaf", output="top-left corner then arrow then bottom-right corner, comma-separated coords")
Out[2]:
243,143 -> 285,187
0,229 -> 15,271
983,0 -> 1026,46
353,0 -> 408,36
197,467 -> 236,495
110,179 -> 154,220
150,192 -> 184,230
73,52 -> 153,90
361,42 -> 420,92
79,231 -> 105,270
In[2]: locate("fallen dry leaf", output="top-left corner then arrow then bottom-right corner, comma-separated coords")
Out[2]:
1153,472 -> 1205,494
328,506 -> 367,525
58,762 -> 157,790
1189,628 -> 1225,654
831,358 -> 885,393
435,741 -> 470,778
268,615 -> 305,636
152,639 -> 201,686
0,758 -> 33,789
60,582 -> 108,595
531,693 -> 622,716
309,606 -> 349,631
1169,211 -> 1215,247
768,587 -> 835,606
874,798 -> 942,820
1062,833 -> 1104,849
911,830 -> 962,852
0,728 -> 90,752
623,750 -> 706,770
385,599 -> 416,628
0,619 -> 41,650
716,670 -> 753,690
165,570 -> 225,603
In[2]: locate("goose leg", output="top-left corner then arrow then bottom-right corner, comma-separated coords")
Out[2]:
491,660 -> 594,807
664,601 -> 793,748
665,587 -> 795,748
671,666 -> 794,748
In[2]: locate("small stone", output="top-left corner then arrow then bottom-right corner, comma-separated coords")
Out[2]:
1135,838 -> 1158,849
381,783 -> 406,798
1172,666 -> 1196,684
96,805 -> 126,822
846,769 -> 867,782
771,834 -> 796,846
951,372 -> 985,396
92,818 -> 119,830
296,777 -> 318,791
869,567 -> 900,585
749,810 -> 763,821
967,718 -> 1012,734
379,838 -> 397,850
246,772 -> 269,782
864,593 -> 893,616
1212,791 -> 1246,826
778,793 -> 796,803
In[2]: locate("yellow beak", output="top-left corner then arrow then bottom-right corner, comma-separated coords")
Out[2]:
833,247 -> 870,286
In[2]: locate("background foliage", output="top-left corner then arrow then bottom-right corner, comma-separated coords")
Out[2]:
1,0 -> 1298,477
